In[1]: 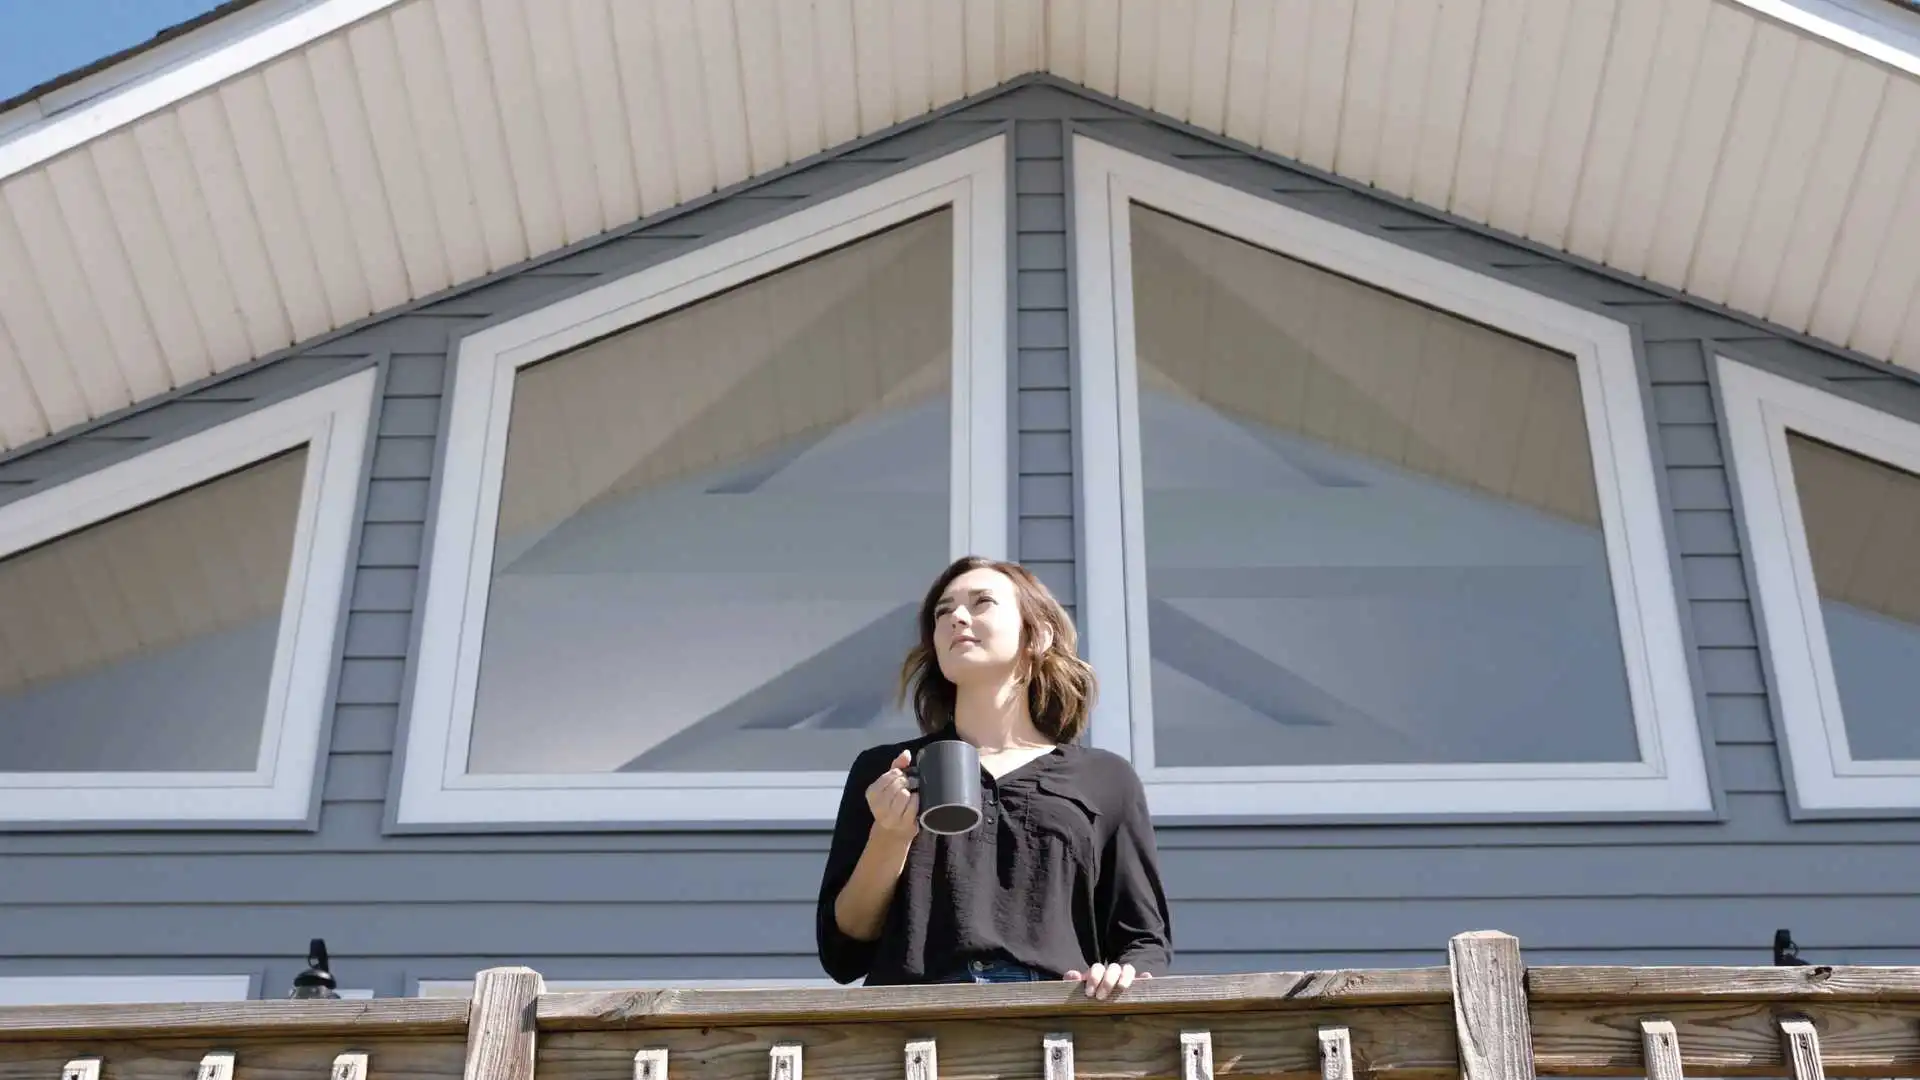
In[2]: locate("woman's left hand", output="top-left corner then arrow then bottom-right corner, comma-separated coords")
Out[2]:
1064,963 -> 1150,1000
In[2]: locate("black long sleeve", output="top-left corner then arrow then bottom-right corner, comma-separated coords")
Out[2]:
815,745 -> 889,983
1093,760 -> 1173,973
814,727 -> 1174,985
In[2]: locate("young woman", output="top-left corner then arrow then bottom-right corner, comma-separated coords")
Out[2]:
815,555 -> 1173,996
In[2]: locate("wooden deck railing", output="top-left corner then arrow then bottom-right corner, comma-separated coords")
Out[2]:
4,932 -> 1919,1080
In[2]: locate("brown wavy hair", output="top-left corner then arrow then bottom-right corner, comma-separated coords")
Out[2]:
897,555 -> 1097,743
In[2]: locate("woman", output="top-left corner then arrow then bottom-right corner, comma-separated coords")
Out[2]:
815,555 -> 1174,996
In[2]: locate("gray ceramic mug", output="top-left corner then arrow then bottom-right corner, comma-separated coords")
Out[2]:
905,740 -> 984,834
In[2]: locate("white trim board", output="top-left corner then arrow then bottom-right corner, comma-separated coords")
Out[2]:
415,978 -> 833,998
0,974 -> 255,1005
395,135 -> 1010,827
1717,356 -> 1920,813
1070,134 -> 1712,819
1727,0 -> 1920,80
0,369 -> 376,825
0,0 -> 408,180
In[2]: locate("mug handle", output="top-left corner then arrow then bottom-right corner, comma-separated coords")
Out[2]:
902,762 -> 922,792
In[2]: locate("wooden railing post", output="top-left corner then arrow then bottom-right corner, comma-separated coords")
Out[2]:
1448,931 -> 1537,1080
464,967 -> 545,1080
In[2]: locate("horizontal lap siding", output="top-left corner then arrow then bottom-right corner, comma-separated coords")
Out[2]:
2,82 -> 1920,998
1013,118 -> 1077,609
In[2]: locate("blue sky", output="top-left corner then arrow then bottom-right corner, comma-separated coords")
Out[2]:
1,0 -> 226,102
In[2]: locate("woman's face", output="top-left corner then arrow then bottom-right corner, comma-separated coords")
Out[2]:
931,567 -> 1028,685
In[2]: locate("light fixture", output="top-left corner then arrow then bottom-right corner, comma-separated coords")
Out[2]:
290,938 -> 340,999
1773,928 -> 1809,967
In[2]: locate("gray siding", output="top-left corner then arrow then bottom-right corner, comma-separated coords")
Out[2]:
3,79 -> 1920,998
1011,117 -> 1078,610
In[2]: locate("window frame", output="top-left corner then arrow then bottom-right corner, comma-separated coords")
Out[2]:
0,369 -> 376,827
1716,354 -> 1920,814
1069,135 -> 1711,819
395,135 -> 1010,828
0,974 -> 256,1005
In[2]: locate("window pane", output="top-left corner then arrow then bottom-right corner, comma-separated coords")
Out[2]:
1127,206 -> 1638,767
1786,433 -> 1920,761
468,212 -> 953,774
0,449 -> 306,772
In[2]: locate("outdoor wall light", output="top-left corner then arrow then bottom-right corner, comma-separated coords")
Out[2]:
1773,928 -> 1810,967
290,938 -> 340,999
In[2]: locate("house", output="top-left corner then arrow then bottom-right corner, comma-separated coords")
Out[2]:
1,0 -> 1918,1004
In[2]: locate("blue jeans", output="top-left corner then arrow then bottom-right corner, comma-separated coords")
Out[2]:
934,958 -> 1049,984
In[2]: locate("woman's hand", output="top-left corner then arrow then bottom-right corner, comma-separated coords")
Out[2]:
1065,963 -> 1149,1000
865,749 -> 919,840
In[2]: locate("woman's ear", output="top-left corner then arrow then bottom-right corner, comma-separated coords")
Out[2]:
1030,625 -> 1055,656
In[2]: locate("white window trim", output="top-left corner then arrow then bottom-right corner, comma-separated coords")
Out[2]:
1716,355 -> 1920,812
0,369 -> 376,825
1070,135 -> 1711,819
415,977 -> 833,997
1725,0 -> 1920,80
396,135 -> 1010,827
0,0 -> 409,176
0,974 -> 256,1005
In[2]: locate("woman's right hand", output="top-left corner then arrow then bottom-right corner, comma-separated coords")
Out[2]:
865,749 -> 920,840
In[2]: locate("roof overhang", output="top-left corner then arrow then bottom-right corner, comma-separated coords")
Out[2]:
2,0 -> 1918,456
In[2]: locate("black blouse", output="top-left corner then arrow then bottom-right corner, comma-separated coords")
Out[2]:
815,726 -> 1174,985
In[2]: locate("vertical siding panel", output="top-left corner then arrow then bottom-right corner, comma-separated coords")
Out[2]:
347,16 -> 454,297
814,0 -> 863,149
1483,0 -> 1572,239
0,319 -> 47,448
566,0 -> 645,229
40,153 -> 176,399
524,0 -> 608,244
430,0 -> 532,270
1221,0 -> 1277,147
1081,0 -> 1123,97
1332,0 -> 1396,187
1522,0 -> 1613,248
1640,2 -> 1754,286
1809,78 -> 1920,352
1598,0 -> 1713,277
1766,61 -> 1887,333
890,0 -> 934,123
1447,0 -> 1526,224
84,131 -> 214,387
1407,0 -> 1481,210
386,3 -> 493,284
1563,0 -> 1662,262
477,0 -> 570,251
1683,22 -> 1798,305
1298,0 -> 1356,172
609,0 -> 685,218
